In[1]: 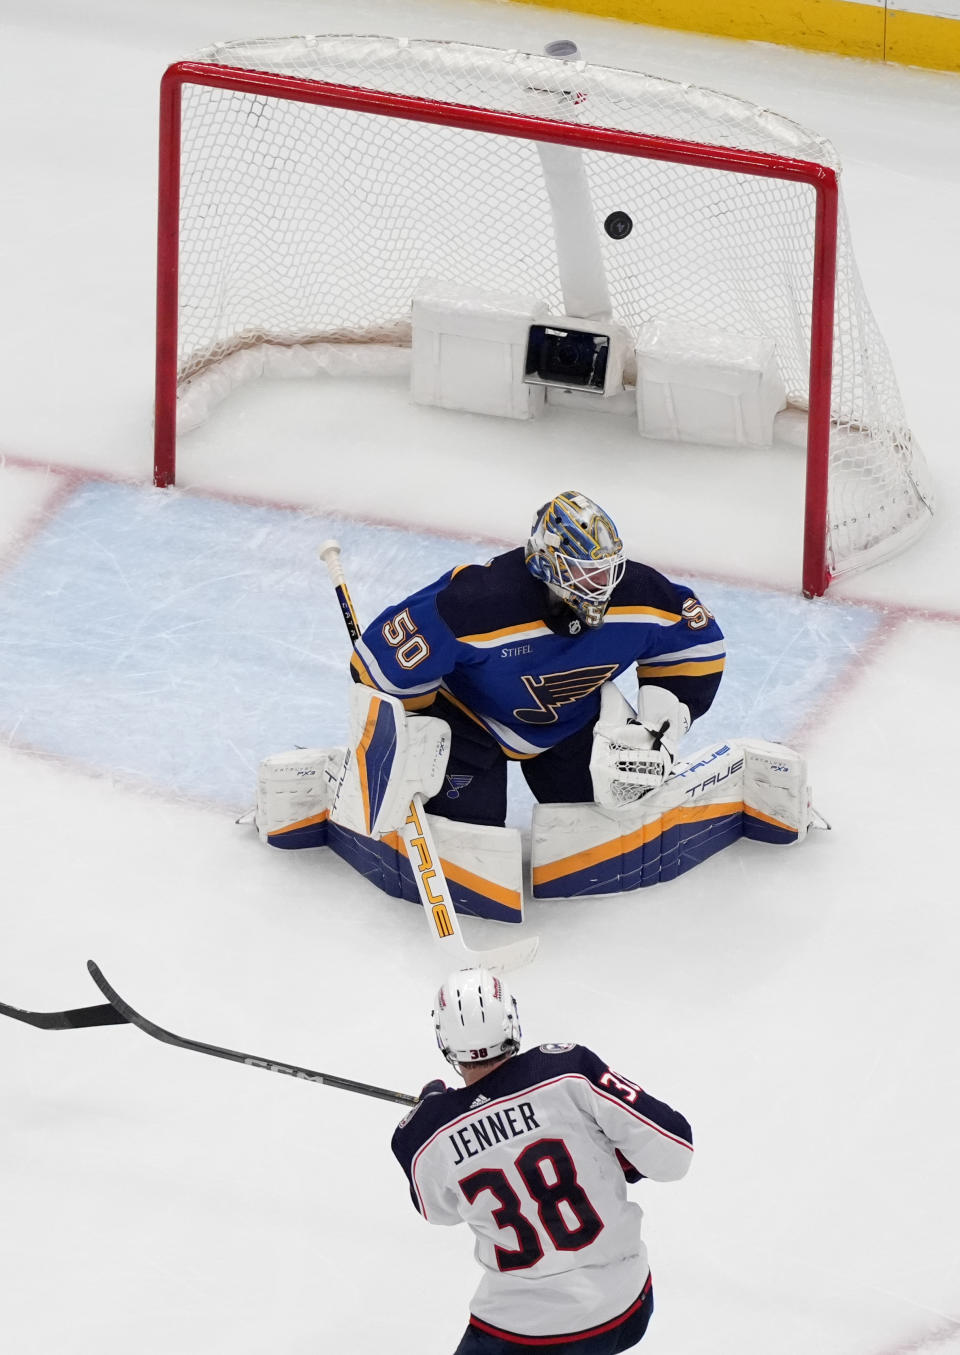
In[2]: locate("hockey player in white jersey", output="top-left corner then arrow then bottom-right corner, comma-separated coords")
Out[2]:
391,968 -> 693,1354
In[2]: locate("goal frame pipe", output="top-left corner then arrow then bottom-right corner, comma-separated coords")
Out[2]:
154,60 -> 839,597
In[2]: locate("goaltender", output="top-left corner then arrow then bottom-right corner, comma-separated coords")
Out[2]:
348,489 -> 726,828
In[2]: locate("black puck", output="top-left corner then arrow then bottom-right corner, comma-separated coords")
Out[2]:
604,211 -> 633,240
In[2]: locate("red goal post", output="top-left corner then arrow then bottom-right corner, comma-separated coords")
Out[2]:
153,37 -> 933,597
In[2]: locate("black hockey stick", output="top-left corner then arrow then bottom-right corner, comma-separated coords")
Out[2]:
0,997 -> 127,1031
318,540 -> 539,972
86,961 -> 417,1106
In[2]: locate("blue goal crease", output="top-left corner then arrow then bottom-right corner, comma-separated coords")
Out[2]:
0,480 -> 884,809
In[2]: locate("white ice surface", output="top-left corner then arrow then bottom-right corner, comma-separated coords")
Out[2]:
1,3 -> 959,1354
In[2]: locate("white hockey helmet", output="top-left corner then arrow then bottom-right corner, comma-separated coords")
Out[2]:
525,491 -> 626,628
433,967 -> 522,1068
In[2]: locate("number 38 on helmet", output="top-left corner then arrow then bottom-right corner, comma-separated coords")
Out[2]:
433,968 -> 522,1068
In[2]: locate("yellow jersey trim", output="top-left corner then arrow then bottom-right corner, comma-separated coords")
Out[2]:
350,651 -> 377,686
457,620 -> 551,646
606,604 -> 681,624
635,659 -> 727,678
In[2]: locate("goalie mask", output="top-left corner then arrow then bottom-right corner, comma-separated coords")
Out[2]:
525,491 -> 626,628
433,967 -> 522,1068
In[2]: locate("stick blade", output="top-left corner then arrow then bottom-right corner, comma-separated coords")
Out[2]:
472,933 -> 540,973
0,997 -> 126,1030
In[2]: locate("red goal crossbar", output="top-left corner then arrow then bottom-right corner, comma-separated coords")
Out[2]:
154,60 -> 839,596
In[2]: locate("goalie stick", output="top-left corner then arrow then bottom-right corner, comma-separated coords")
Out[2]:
318,540 -> 539,973
0,963 -> 418,1106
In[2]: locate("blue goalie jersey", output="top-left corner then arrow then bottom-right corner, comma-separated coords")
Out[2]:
391,1044 -> 693,1340
352,548 -> 725,758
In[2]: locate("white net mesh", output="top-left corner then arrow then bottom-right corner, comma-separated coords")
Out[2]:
169,34 -> 933,579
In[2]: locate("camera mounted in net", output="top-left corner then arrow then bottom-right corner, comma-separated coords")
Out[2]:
524,321 -> 613,393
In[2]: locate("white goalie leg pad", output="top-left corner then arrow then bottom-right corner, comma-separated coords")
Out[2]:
330,683 -> 450,838
327,810 -> 524,922
427,816 -> 525,923
534,738 -> 810,897
256,747 -> 345,847
590,682 -> 691,807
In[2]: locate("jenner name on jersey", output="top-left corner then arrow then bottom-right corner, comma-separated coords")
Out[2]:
449,1101 -> 542,1165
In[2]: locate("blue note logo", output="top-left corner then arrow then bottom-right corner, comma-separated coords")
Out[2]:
445,774 -> 474,800
514,664 -> 617,725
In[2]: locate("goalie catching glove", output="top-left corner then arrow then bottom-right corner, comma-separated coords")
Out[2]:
331,683 -> 451,838
590,682 -> 690,808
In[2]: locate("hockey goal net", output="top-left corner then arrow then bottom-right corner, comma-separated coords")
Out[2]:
154,34 -> 933,596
